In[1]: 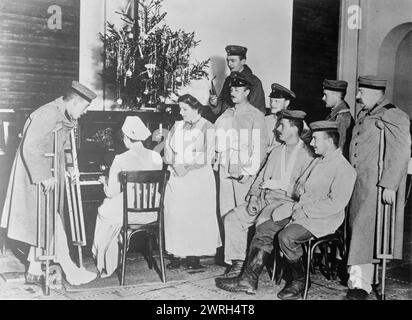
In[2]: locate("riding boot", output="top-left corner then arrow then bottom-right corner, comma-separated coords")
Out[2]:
218,260 -> 244,279
277,258 -> 306,300
215,247 -> 268,294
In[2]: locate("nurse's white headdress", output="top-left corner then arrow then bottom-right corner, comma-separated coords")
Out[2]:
122,116 -> 151,141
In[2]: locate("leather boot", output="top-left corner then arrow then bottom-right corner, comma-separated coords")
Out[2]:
166,256 -> 184,269
277,258 -> 306,300
185,256 -> 204,270
218,260 -> 244,278
215,248 -> 268,294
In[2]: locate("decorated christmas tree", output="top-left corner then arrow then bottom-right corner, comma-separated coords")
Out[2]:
100,0 -> 210,110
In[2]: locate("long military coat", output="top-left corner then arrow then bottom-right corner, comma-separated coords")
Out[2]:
1,98 -> 75,247
347,98 -> 411,265
326,100 -> 354,159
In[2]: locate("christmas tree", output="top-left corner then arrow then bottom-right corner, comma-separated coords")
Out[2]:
100,0 -> 210,110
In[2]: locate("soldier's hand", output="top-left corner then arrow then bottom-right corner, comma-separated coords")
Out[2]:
382,188 -> 396,205
247,196 -> 259,216
67,167 -> 79,183
209,95 -> 218,107
41,178 -> 56,193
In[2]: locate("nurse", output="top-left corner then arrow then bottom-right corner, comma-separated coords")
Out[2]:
164,94 -> 220,270
92,116 -> 162,278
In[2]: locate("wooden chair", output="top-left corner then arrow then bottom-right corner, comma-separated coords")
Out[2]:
119,170 -> 170,286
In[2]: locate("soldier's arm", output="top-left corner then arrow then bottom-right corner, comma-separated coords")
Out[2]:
241,113 -> 268,177
379,108 -> 411,191
298,164 -> 357,219
248,79 -> 266,113
21,112 -> 59,184
210,79 -> 230,115
336,113 -> 352,150
247,150 -> 272,197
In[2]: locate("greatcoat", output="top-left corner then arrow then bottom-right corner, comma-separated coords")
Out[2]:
326,100 -> 354,159
1,97 -> 75,247
347,98 -> 411,265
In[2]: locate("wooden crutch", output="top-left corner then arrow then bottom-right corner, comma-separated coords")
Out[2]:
375,120 -> 396,300
36,125 -> 62,295
65,128 -> 87,268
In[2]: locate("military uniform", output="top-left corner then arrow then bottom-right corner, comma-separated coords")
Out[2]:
216,121 -> 357,299
265,84 -> 296,152
323,79 -> 354,158
214,73 -> 267,218
347,76 -> 411,295
223,110 -> 314,265
205,45 -> 266,123
1,82 -> 97,247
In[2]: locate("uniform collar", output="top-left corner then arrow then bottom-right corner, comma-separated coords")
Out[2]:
56,97 -> 77,129
183,116 -> 202,130
357,97 -> 388,119
319,148 -> 342,163
328,100 -> 349,119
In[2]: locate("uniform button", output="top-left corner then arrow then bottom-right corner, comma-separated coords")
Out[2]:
353,164 -> 357,168
354,154 -> 357,157
355,142 -> 358,146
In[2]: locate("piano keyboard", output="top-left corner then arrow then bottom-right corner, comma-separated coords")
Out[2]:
79,172 -> 103,186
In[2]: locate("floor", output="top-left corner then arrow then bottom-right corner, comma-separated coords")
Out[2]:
0,184 -> 411,300
0,243 -> 411,300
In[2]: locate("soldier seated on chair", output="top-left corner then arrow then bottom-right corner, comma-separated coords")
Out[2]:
215,121 -> 357,300
218,110 -> 314,279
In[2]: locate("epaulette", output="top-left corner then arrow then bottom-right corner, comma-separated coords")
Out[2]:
337,109 -> 351,115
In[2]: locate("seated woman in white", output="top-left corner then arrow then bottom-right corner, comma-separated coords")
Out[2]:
164,94 -> 220,270
92,116 -> 162,278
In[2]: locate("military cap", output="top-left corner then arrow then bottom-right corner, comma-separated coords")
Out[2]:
309,120 -> 339,132
71,81 -> 97,102
358,75 -> 387,90
269,83 -> 296,100
323,79 -> 348,92
280,109 -> 306,121
225,45 -> 247,58
228,71 -> 253,88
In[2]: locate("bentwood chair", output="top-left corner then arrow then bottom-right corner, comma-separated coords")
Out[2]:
271,208 -> 348,300
119,170 -> 170,286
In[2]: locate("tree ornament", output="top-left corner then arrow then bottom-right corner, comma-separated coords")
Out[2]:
145,63 -> 156,79
116,98 -> 123,105
127,33 -> 134,39
126,69 -> 133,77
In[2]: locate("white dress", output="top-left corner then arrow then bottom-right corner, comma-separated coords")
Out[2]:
92,143 -> 162,277
164,118 -> 220,257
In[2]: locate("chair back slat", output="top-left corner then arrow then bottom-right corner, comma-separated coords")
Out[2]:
152,182 -> 158,208
120,170 -> 170,217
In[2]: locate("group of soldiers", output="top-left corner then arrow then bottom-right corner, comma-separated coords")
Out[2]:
0,43 -> 410,300
207,45 -> 411,300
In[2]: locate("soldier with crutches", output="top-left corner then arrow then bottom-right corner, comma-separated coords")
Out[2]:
346,75 -> 411,300
1,81 -> 97,292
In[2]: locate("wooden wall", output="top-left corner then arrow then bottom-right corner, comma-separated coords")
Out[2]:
290,0 -> 341,123
0,0 -> 80,110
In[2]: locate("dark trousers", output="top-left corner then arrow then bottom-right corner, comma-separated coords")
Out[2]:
250,218 -> 313,262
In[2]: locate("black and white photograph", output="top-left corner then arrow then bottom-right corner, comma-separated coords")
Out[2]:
0,0 -> 411,303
